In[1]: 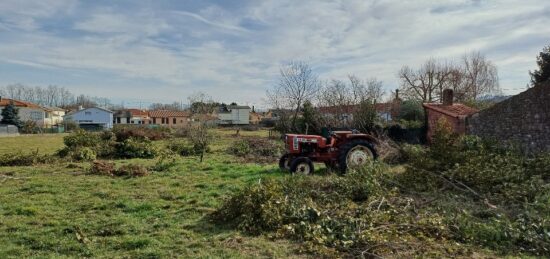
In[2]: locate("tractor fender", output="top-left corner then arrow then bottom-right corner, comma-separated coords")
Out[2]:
346,134 -> 379,145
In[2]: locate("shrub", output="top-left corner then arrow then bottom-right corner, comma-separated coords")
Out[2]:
69,147 -> 97,161
89,160 -> 116,176
63,129 -> 101,149
113,126 -> 171,141
150,150 -> 178,172
115,137 -> 157,159
166,140 -> 203,156
89,161 -> 149,177
115,164 -> 149,177
226,138 -> 282,162
0,151 -> 55,166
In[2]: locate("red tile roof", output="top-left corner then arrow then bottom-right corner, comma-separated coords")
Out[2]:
148,110 -> 190,118
127,109 -> 148,117
0,98 -> 42,109
423,103 -> 478,118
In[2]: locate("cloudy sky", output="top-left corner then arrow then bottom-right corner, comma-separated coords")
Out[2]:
0,0 -> 548,107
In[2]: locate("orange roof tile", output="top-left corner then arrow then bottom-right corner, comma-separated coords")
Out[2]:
148,110 -> 190,118
0,98 -> 42,109
423,103 -> 478,118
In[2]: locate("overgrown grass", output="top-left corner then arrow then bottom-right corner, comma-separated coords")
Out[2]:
0,129 -> 302,258
0,134 -> 66,155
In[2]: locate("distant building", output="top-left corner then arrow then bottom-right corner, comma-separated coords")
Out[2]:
0,97 -> 64,127
217,105 -> 250,125
113,109 -> 149,125
148,110 -> 191,128
64,107 -> 114,130
423,89 -> 478,142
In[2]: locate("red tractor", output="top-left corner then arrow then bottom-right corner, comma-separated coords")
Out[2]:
279,129 -> 378,174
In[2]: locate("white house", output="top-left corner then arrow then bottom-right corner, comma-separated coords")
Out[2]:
64,107 -> 113,130
0,97 -> 49,126
42,107 -> 65,128
217,105 -> 251,125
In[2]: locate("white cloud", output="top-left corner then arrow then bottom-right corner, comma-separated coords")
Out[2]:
0,0 -> 549,105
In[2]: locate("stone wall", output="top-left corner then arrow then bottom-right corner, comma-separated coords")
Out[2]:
467,83 -> 550,154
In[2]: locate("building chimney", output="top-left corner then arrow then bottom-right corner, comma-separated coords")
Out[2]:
78,105 -> 84,110
395,89 -> 399,100
442,89 -> 454,106
252,106 -> 255,113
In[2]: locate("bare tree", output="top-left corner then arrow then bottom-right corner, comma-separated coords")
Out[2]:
188,122 -> 212,162
399,58 -> 453,102
461,51 -> 499,100
267,61 -> 320,131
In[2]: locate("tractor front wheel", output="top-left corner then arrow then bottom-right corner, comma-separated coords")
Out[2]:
338,140 -> 377,174
279,154 -> 292,171
290,157 -> 314,175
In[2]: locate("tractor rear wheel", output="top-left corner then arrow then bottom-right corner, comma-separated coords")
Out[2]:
338,140 -> 377,174
279,154 -> 292,171
290,157 -> 314,175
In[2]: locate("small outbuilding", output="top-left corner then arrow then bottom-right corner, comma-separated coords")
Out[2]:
423,89 -> 478,142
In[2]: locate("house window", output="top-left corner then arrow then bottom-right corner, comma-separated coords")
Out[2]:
173,118 -> 176,124
30,111 -> 43,120
153,118 -> 156,124
85,111 -> 92,116
116,117 -> 121,124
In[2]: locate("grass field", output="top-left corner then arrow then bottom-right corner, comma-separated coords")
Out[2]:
0,134 -> 66,155
0,130 -> 304,258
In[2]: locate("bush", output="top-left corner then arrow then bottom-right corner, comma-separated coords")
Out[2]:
115,137 -> 157,159
226,138 -> 282,162
150,150 -> 178,172
113,126 -> 171,141
0,151 -> 55,166
166,140 -> 205,156
63,129 -> 102,149
69,147 -> 97,161
89,161 -> 149,177
89,160 -> 116,176
115,164 -> 149,177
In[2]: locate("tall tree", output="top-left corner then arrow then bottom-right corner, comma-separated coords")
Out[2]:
399,58 -> 453,102
267,61 -> 320,131
530,44 -> 550,86
461,51 -> 499,100
1,101 -> 22,128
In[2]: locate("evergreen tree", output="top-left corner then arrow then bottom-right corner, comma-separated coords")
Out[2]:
530,44 -> 550,86
299,100 -> 322,134
1,101 -> 22,128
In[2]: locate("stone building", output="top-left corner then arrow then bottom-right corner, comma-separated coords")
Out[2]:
468,82 -> 550,154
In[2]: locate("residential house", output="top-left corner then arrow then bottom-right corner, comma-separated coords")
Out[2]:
149,110 -> 191,128
249,106 -> 263,125
64,107 -> 114,130
423,89 -> 478,142
114,109 -> 149,125
42,107 -> 65,127
0,97 -> 49,126
217,105 -> 250,125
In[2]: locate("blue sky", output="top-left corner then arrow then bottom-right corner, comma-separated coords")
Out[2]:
0,0 -> 549,108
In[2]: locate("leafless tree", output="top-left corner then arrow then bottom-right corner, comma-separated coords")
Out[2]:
188,122 -> 212,162
267,61 -> 320,130
461,51 -> 499,100
399,58 -> 453,102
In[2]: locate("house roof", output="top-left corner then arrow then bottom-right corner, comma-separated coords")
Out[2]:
127,109 -> 148,117
422,103 -> 479,118
149,110 -> 190,118
0,98 -> 43,109
65,107 -> 113,117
